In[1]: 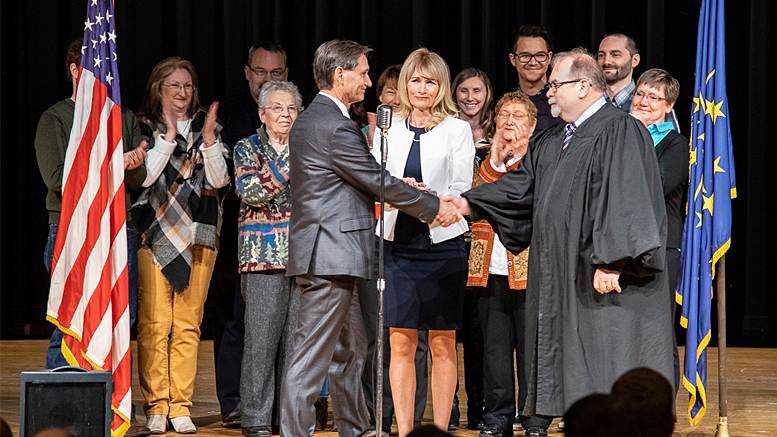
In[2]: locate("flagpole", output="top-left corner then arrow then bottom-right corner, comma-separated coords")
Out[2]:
714,255 -> 729,437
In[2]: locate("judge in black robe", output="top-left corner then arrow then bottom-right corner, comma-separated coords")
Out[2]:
457,51 -> 675,420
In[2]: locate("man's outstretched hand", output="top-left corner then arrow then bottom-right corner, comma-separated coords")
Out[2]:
439,195 -> 471,218
435,197 -> 462,227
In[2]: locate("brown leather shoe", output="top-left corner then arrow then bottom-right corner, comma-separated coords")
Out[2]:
126,421 -> 152,437
314,397 -> 328,431
222,410 -> 241,428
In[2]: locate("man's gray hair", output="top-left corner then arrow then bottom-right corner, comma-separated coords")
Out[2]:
313,39 -> 373,90
247,41 -> 286,67
551,47 -> 607,92
257,80 -> 303,111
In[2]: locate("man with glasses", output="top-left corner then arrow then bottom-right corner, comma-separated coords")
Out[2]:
508,24 -> 562,133
447,48 -> 674,437
597,33 -> 680,131
210,41 -> 289,430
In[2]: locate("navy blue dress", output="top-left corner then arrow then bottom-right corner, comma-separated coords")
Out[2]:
384,123 -> 467,330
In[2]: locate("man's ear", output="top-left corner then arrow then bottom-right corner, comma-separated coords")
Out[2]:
631,53 -> 641,69
70,63 -> 79,81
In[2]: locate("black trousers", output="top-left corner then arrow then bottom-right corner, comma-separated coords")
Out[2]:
208,198 -> 243,415
476,275 -> 527,432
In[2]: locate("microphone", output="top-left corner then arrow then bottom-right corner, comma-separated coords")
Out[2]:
376,104 -> 393,133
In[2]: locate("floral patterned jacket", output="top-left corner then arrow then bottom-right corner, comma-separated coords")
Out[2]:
234,126 -> 291,273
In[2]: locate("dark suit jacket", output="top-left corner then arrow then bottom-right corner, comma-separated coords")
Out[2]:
287,94 -> 440,279
655,129 -> 689,249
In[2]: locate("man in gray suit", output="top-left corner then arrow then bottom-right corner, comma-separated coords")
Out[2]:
279,39 -> 461,437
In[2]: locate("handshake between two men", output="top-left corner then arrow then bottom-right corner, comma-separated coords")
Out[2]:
397,176 -> 470,228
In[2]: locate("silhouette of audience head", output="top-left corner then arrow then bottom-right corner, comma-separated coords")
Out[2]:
611,367 -> 675,437
563,393 -> 639,437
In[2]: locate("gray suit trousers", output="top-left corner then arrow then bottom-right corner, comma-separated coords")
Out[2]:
240,271 -> 300,427
280,273 -> 369,437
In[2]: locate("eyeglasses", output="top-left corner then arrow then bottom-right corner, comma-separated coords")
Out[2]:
513,51 -> 549,63
496,111 -> 527,121
163,83 -> 195,93
634,91 -> 666,103
548,79 -> 582,91
248,67 -> 286,78
263,105 -> 298,115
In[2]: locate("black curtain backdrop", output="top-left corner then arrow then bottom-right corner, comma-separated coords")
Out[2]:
1,0 -> 773,345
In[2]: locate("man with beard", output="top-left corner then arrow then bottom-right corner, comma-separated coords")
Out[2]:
597,33 -> 679,131
445,48 -> 675,437
508,24 -> 563,133
211,41 -> 289,429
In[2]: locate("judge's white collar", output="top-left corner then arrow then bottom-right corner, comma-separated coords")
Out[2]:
319,91 -> 350,118
573,96 -> 607,128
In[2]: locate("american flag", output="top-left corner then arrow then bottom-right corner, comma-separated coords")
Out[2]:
46,0 -> 131,435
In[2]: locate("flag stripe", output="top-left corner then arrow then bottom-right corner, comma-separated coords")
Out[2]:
46,1 -> 131,433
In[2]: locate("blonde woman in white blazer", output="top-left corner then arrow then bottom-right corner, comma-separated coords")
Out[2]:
371,48 -> 474,437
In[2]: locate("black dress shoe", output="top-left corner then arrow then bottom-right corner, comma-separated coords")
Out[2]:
525,427 -> 548,437
479,424 -> 512,437
315,397 -> 329,431
242,426 -> 272,437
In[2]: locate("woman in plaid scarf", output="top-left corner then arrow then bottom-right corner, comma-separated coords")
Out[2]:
133,57 -> 230,434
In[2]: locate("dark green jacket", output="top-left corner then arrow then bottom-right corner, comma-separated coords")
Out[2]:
34,98 -> 146,223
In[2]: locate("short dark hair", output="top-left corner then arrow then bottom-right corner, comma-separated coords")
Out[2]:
312,39 -> 372,90
601,33 -> 639,56
509,24 -> 553,53
247,41 -> 287,66
611,367 -> 675,437
65,37 -> 83,81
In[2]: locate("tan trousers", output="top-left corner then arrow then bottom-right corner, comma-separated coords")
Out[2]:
137,245 -> 217,418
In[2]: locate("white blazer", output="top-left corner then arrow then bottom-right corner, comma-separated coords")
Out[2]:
372,115 -> 474,243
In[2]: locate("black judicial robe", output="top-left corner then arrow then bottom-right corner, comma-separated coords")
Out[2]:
463,103 -> 674,417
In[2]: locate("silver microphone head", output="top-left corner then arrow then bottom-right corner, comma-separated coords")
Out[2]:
377,104 -> 393,133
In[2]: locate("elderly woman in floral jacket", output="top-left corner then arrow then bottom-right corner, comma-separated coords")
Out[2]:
233,80 -> 302,437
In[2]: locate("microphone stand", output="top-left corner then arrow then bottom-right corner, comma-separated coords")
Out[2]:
376,127 -> 388,437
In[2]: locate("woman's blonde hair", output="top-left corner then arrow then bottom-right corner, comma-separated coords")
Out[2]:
398,48 -> 458,130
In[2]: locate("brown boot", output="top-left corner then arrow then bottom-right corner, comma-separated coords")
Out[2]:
314,397 -> 328,431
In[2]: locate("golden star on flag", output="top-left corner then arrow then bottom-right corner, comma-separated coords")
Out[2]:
693,96 -> 700,113
689,147 -> 697,167
704,99 -> 726,124
695,211 -> 703,228
694,177 -> 705,201
702,192 -> 714,216
713,156 -> 725,174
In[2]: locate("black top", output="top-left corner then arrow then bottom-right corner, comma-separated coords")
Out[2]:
655,130 -> 690,248
219,90 -> 261,148
394,123 -> 429,245
512,82 -> 563,134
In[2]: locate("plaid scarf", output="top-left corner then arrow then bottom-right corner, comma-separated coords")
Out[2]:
133,111 -> 222,292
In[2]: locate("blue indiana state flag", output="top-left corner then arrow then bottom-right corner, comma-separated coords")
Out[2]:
676,0 -> 737,426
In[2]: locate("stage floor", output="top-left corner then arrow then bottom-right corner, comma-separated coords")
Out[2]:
1,340 -> 775,436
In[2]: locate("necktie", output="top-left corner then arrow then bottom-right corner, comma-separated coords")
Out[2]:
563,123 -> 576,150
